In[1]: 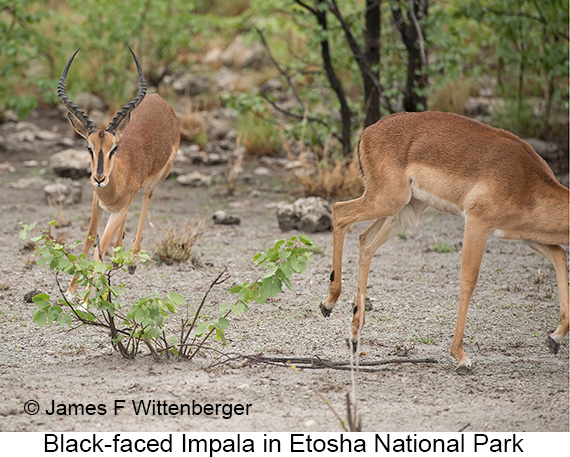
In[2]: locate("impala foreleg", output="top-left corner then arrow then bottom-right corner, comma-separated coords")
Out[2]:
96,210 -> 129,261
114,215 -> 127,250
67,195 -> 104,295
132,189 -> 153,256
451,218 -> 490,374
525,241 -> 569,353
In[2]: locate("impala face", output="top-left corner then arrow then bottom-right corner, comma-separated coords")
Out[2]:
85,130 -> 119,189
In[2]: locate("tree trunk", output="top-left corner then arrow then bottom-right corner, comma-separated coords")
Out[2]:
391,0 -> 428,112
364,0 -> 381,126
316,0 -> 352,157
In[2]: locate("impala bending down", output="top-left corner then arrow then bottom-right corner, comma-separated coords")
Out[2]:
321,111 -> 569,373
58,47 -> 180,294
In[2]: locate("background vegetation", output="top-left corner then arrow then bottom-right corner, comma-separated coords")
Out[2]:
1,0 -> 568,159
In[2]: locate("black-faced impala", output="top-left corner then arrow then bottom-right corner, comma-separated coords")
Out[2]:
321,111 -> 569,373
58,47 -> 180,294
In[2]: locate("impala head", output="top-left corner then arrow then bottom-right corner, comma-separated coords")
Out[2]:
58,46 -> 147,188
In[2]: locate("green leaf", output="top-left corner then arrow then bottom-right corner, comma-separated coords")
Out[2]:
299,234 -> 314,246
195,322 -> 208,337
34,310 -> 47,328
168,292 -> 185,306
219,302 -> 231,316
33,293 -> 51,310
19,221 -> 36,240
134,308 -> 145,324
280,260 -> 292,279
290,256 -> 307,274
219,317 -> 230,330
260,276 -> 282,298
252,288 -> 265,304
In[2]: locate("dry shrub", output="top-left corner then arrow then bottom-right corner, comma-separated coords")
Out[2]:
178,108 -> 208,147
151,219 -> 204,265
429,78 -> 479,114
295,154 -> 363,199
237,114 -> 282,156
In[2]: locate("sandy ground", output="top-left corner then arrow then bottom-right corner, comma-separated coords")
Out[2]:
0,119 -> 568,434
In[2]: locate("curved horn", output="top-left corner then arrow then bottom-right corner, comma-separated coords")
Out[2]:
57,49 -> 97,136
106,46 -> 147,135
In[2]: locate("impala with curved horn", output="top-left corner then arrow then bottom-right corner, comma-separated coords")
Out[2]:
321,111 -> 569,373
59,46 -> 180,294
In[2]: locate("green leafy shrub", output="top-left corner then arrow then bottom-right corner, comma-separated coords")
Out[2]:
20,221 -> 314,360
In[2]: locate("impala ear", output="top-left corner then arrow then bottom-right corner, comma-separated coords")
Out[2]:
67,112 -> 90,139
113,112 -> 131,140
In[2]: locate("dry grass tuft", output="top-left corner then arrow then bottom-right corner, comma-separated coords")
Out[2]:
178,108 -> 208,147
150,219 -> 205,265
429,78 -> 479,114
294,154 -> 363,199
236,114 -> 282,156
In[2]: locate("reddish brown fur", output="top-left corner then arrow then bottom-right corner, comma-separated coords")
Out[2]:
321,111 -> 569,372
68,94 -> 180,294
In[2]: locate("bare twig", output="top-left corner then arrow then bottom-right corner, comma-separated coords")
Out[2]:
180,267 -> 231,357
207,353 -> 438,372
313,390 -> 349,432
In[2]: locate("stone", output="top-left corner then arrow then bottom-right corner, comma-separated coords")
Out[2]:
523,138 -> 558,157
277,197 -> 332,233
172,73 -> 211,96
50,148 -> 91,179
177,171 -> 212,187
253,166 -> 271,177
212,210 -> 241,225
44,179 -> 83,206
0,162 -> 15,174
75,92 -> 107,112
221,34 -> 266,69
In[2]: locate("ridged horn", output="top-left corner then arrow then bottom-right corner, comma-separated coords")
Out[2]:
106,46 -> 147,135
57,48 -> 97,135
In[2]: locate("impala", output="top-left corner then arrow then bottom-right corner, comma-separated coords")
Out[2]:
58,47 -> 180,294
320,111 -> 569,373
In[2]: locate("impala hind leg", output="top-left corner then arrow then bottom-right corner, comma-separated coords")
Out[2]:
350,199 -> 426,350
451,217 -> 491,374
321,190 -> 410,318
525,241 -> 569,354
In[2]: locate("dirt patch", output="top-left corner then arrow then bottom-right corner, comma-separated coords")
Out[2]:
0,125 -> 568,433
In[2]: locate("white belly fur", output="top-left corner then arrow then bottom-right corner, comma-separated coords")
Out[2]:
410,180 -> 464,216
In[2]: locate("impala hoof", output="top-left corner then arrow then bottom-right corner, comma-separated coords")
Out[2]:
320,304 -> 331,318
455,358 -> 472,375
128,264 -> 137,275
547,335 -> 560,354
346,338 -> 358,353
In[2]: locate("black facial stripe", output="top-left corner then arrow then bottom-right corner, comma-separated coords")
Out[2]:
97,149 -> 104,176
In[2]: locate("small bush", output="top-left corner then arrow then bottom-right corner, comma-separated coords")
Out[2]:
21,220 -> 315,360
151,219 -> 204,265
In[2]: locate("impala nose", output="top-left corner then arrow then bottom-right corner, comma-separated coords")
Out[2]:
93,175 -> 106,187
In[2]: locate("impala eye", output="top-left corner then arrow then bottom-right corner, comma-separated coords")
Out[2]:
86,146 -> 94,158
109,145 -> 118,158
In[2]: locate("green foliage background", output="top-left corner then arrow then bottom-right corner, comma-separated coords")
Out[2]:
1,0 -> 568,139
